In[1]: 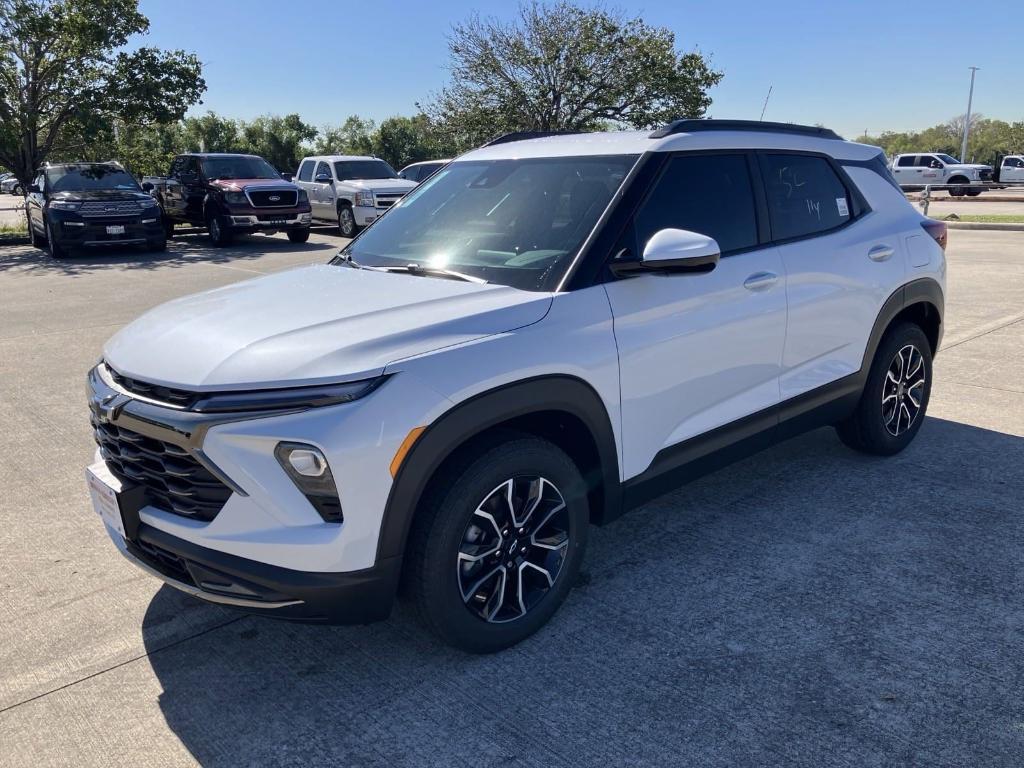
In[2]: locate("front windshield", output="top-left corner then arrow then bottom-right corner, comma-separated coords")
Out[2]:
201,156 -> 280,180
936,154 -> 960,164
334,160 -> 398,180
336,154 -> 638,292
46,166 -> 140,193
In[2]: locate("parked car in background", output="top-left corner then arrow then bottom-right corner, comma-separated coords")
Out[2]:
86,120 -> 945,652
890,153 -> 993,196
398,159 -> 451,183
294,155 -> 416,237
1,174 -> 24,196
995,155 -> 1024,184
25,162 -> 165,258
148,153 -> 312,247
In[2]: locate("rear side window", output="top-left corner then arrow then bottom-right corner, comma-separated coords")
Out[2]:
297,160 -> 314,182
759,154 -> 852,241
896,156 -> 916,167
633,154 -> 758,255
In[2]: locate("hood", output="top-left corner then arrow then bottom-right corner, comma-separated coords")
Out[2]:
103,264 -> 552,390
51,189 -> 151,202
210,178 -> 298,192
950,163 -> 992,171
341,178 -> 417,194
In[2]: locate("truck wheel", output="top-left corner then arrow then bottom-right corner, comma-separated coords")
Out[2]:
947,177 -> 968,197
406,435 -> 589,653
206,212 -> 233,247
966,188 -> 983,197
338,205 -> 359,238
835,322 -> 932,456
287,228 -> 310,243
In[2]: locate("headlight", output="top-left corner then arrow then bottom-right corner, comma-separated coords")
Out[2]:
355,190 -> 374,207
297,189 -> 308,203
137,197 -> 158,208
190,376 -> 386,413
49,200 -> 81,211
224,191 -> 248,205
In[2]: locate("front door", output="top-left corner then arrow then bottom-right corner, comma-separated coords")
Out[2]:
312,161 -> 335,220
603,152 -> 788,480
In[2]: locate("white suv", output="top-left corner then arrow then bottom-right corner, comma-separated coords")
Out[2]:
86,121 -> 946,652
293,155 -> 416,237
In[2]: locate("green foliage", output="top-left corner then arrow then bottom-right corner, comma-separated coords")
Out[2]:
0,0 -> 205,183
237,113 -> 317,172
856,115 -> 1024,167
370,114 -> 458,169
423,0 -> 723,147
313,115 -> 376,156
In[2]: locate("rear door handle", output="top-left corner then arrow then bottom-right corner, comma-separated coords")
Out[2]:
743,271 -> 778,291
868,244 -> 895,262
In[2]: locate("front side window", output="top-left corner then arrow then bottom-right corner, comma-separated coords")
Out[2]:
917,155 -> 940,168
337,154 -> 638,291
315,161 -> 332,181
333,160 -> 397,180
200,156 -> 280,181
45,165 -> 141,193
759,153 -> 852,241
297,160 -> 314,182
1003,157 -> 1023,168
632,153 -> 758,255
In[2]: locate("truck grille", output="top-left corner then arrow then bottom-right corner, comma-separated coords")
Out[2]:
79,201 -> 142,217
979,169 -> 993,181
247,189 -> 298,207
91,416 -> 232,521
374,193 -> 405,209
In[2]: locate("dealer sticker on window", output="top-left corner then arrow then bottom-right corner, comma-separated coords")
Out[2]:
836,197 -> 850,217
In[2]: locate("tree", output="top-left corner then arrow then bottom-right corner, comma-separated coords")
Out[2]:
0,0 -> 205,185
424,1 -> 723,147
237,113 -> 316,172
371,114 -> 458,169
313,115 -> 376,156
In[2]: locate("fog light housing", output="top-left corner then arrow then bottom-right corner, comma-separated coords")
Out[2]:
274,442 -> 343,523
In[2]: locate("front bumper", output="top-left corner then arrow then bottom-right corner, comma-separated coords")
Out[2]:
50,209 -> 163,247
353,205 -> 393,227
227,211 -> 312,232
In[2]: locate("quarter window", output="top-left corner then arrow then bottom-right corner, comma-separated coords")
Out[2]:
633,154 -> 759,255
759,154 -> 852,241
297,160 -> 314,182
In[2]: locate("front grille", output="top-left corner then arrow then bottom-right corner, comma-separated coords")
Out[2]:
79,201 -> 143,217
374,193 -> 405,209
108,368 -> 197,408
247,189 -> 298,207
91,416 -> 232,521
979,169 -> 993,181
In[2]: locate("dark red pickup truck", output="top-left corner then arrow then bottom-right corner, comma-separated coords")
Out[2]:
146,153 -> 312,246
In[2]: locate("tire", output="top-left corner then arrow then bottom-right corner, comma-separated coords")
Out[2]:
947,177 -> 968,197
29,215 -> 43,249
147,235 -> 167,252
966,188 -> 983,197
206,211 -> 233,247
337,205 -> 358,238
287,228 -> 310,243
162,208 -> 175,239
406,435 -> 589,653
46,218 -> 69,259
12,184 -> 22,196
836,322 -> 932,456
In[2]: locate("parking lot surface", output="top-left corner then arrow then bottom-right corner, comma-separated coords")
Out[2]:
2,228 -> 1024,767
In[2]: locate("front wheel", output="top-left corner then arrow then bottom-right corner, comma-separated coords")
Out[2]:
406,436 -> 589,653
206,212 -> 233,247
287,228 -> 310,243
966,187 -> 983,197
337,205 -> 358,238
836,322 -> 932,455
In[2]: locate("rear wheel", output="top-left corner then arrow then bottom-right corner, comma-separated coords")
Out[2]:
29,213 -> 43,249
836,322 -> 932,455
407,436 -> 589,653
338,205 -> 358,238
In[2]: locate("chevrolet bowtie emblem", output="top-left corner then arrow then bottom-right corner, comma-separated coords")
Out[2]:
94,392 -> 130,423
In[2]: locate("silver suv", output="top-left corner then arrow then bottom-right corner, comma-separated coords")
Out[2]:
294,155 -> 416,237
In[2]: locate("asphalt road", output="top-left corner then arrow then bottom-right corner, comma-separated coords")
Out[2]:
2,227 -> 1024,767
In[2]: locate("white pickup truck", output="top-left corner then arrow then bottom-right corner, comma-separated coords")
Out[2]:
996,155 -> 1024,184
890,153 -> 993,196
294,155 -> 416,237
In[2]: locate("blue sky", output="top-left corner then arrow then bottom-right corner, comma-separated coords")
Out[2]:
138,0 -> 1020,140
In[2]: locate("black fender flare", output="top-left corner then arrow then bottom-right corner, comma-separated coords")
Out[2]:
375,375 -> 621,562
859,277 -> 944,379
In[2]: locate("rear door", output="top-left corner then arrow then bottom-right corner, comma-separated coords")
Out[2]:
760,152 -> 906,401
891,155 -> 918,185
603,152 -> 788,479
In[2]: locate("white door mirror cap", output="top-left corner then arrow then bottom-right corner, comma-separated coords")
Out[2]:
612,228 -> 720,276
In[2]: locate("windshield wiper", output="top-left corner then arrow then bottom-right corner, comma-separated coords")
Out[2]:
331,255 -> 486,283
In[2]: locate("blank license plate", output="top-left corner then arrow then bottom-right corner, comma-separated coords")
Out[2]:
106,225 -> 125,235
265,220 -> 285,226
86,462 -> 125,539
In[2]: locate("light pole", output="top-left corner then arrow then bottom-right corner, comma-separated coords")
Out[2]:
960,66 -> 979,162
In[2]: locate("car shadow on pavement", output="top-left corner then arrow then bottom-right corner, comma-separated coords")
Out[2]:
142,417 -> 1024,767
0,230 -> 340,277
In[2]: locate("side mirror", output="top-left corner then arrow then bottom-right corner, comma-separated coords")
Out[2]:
611,228 -> 720,276
279,172 -> 293,182
29,184 -> 41,194
930,161 -> 943,169
141,182 -> 154,192
314,173 -> 333,184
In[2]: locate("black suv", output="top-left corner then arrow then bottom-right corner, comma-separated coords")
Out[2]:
26,162 -> 166,258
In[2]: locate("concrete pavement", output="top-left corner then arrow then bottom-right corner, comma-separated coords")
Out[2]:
2,228 -> 1024,767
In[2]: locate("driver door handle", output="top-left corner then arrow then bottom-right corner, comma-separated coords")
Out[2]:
743,271 -> 778,291
868,244 -> 895,262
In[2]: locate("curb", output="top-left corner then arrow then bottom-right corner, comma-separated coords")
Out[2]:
0,235 -> 30,245
944,221 -> 1024,232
